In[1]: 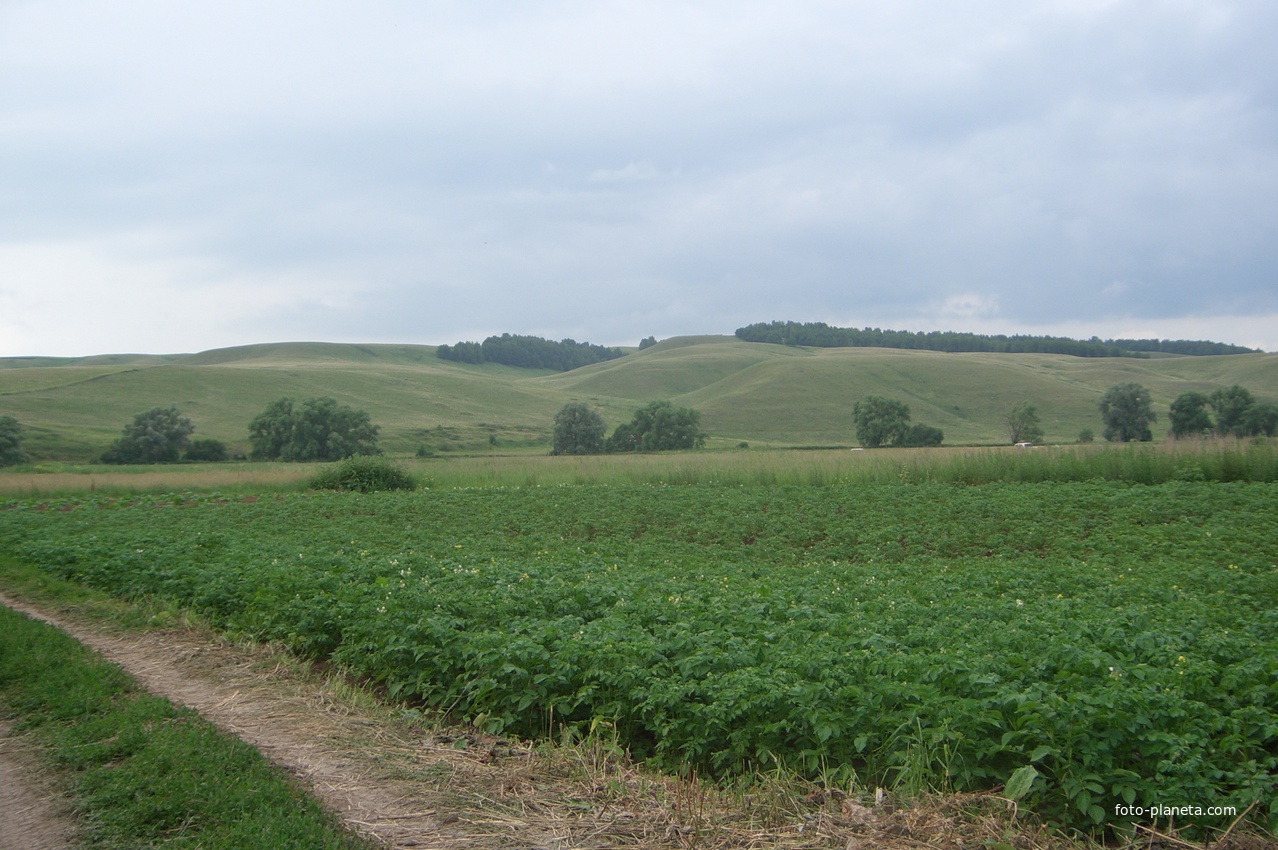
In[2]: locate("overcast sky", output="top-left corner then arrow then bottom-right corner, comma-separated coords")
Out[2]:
2,1 -> 1276,356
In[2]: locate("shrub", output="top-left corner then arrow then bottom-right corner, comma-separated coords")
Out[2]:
900,423 -> 944,447
308,456 -> 417,493
184,438 -> 229,462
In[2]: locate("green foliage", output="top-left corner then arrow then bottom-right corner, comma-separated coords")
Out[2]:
4,483 -> 1277,836
437,333 -> 624,370
0,605 -> 372,849
852,396 -> 910,447
605,401 -> 706,452
1245,402 -> 1278,437
308,455 -> 416,493
1077,428 -> 1094,443
1099,383 -> 1155,442
0,414 -> 29,466
737,321 -> 1259,357
184,438 -> 230,462
551,402 -> 607,455
900,423 -> 944,447
101,405 -> 195,464
1169,391 -> 1215,438
638,336 -> 658,350
1006,403 -> 1044,444
249,397 -> 380,461
853,398 -> 943,448
1207,385 -> 1278,438
1211,385 -> 1255,437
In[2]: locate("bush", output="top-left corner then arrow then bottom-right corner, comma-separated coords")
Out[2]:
900,423 -> 944,447
308,456 -> 417,493
184,438 -> 229,462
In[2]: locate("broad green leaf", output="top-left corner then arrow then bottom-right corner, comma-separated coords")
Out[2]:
1005,765 -> 1039,801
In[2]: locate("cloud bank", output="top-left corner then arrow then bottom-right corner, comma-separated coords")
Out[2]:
2,0 -> 1275,355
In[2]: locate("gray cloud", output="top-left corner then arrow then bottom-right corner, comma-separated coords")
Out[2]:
2,0 -> 1276,355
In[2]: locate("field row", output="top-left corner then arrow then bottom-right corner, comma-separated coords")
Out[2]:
2,482 -> 1276,834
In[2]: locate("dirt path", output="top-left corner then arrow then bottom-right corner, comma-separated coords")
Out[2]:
0,719 -> 78,850
0,593 -> 597,849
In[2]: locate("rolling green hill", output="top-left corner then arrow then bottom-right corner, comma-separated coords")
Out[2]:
2,337 -> 1276,460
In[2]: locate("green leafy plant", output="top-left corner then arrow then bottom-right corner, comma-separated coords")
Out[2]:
308,456 -> 416,492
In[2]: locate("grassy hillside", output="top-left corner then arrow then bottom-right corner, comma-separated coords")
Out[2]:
2,337 -> 1276,460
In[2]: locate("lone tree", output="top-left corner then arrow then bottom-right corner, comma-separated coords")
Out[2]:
606,401 -> 706,452
102,405 -> 195,464
551,402 -> 607,455
1098,383 -> 1156,442
1006,403 -> 1045,444
852,396 -> 911,447
249,397 -> 380,461
0,415 -> 29,466
1168,391 -> 1214,438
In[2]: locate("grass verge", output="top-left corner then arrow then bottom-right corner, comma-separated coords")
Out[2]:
0,603 -> 375,850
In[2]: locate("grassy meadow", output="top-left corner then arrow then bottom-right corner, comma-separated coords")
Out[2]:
2,336 -> 1276,462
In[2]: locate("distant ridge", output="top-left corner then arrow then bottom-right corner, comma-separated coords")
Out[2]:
735,321 -> 1261,357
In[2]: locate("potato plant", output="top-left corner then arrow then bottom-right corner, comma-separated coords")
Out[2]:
3,481 -> 1276,835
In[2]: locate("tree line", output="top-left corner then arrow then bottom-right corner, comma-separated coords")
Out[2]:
437,333 -> 625,371
735,320 -> 1259,358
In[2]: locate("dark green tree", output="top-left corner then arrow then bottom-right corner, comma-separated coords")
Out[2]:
1098,383 -> 1156,442
1210,385 -> 1256,437
551,402 -> 607,455
852,396 -> 911,447
0,415 -> 29,466
248,397 -> 380,461
638,336 -> 658,350
1243,402 -> 1278,437
901,423 -> 944,447
101,405 -> 195,464
184,438 -> 230,462
1006,403 -> 1045,444
606,401 -> 706,452
1168,391 -> 1214,438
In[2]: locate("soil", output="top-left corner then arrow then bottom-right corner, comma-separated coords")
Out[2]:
0,719 -> 77,850
2,592 -> 1274,850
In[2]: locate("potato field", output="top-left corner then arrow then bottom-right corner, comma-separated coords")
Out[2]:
2,481 -> 1276,835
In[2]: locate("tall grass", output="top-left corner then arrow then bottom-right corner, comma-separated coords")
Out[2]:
407,438 -> 1278,488
2,439 -> 1274,496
